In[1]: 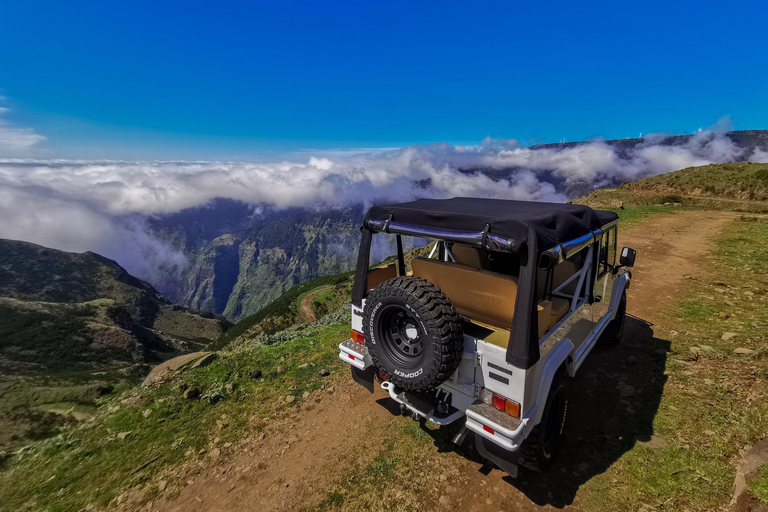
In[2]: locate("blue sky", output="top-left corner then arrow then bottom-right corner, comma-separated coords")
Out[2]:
1,0 -> 767,160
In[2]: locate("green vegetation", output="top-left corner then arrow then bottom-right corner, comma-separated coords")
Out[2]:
212,271 -> 354,349
0,322 -> 351,512
623,162 -> 768,201
749,465 -> 768,503
579,215 -> 768,510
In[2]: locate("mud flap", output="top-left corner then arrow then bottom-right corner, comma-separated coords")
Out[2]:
351,366 -> 376,394
475,434 -> 519,478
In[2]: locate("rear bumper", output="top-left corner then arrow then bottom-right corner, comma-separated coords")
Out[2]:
465,405 -> 529,451
338,339 -> 372,370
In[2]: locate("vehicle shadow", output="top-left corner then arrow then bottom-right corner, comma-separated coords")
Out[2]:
376,314 -> 669,508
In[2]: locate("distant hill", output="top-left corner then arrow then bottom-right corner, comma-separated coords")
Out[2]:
576,162 -> 768,213
620,162 -> 768,201
0,239 -> 231,375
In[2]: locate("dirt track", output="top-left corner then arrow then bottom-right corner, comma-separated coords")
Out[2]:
154,210 -> 739,512
300,287 -> 333,323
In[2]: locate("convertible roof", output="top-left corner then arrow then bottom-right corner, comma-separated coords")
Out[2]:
364,197 -> 618,251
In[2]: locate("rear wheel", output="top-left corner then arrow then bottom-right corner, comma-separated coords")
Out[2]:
518,370 -> 568,473
363,276 -> 463,391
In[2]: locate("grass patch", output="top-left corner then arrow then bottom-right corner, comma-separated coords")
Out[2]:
580,215 -> 768,511
749,465 -> 768,504
0,322 -> 351,512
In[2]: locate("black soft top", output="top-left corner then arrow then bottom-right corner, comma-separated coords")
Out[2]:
365,197 -> 617,252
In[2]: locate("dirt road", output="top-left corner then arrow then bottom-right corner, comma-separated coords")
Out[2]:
300,287 -> 333,323
154,210 -> 738,512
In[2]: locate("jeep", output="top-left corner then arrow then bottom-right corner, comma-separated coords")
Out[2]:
338,197 -> 636,476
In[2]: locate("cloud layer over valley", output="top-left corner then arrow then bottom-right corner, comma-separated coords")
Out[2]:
1,127 -> 766,282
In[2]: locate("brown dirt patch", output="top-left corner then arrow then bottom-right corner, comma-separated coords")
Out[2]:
300,287 -> 332,323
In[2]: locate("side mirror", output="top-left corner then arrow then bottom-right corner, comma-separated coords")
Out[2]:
620,247 -> 637,268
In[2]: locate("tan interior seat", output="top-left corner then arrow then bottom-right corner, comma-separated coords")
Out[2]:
537,259 -> 580,300
451,244 -> 486,269
550,297 -> 570,326
411,257 -> 517,331
366,264 -> 397,290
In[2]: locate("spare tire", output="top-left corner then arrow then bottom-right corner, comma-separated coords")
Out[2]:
363,276 -> 463,391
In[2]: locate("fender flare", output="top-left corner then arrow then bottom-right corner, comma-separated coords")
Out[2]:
525,339 -> 573,432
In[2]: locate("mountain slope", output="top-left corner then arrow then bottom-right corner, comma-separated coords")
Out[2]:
0,238 -> 231,374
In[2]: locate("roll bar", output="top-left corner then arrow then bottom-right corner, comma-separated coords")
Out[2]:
365,219 -> 526,254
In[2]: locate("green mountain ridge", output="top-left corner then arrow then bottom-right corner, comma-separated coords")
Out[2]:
0,238 -> 231,451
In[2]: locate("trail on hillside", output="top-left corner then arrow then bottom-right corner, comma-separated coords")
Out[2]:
300,287 -> 333,323
151,210 -> 739,512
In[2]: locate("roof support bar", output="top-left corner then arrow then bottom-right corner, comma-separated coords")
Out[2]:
366,219 -> 525,254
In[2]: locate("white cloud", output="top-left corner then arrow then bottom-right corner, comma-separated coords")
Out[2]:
0,107 -> 46,155
0,124 -> 759,283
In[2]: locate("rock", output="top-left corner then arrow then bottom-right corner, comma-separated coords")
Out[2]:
670,359 -> 691,367
120,395 -> 144,407
722,332 -> 738,341
266,372 -> 277,380
669,330 -> 679,337
616,381 -> 635,397
277,365 -> 286,374
689,346 -> 701,355
117,431 -> 132,440
626,356 -> 638,366
319,369 -> 330,377
302,391 -> 310,399
158,480 -> 167,491
142,409 -> 152,418
735,348 -> 755,355
328,386 -> 336,394
209,448 -> 221,460
216,419 -> 229,431
289,385 -> 297,391
713,287 -> 726,294
718,312 -> 729,319
142,352 -> 212,387
635,434 -> 668,450
704,430 -> 716,436
725,300 -> 735,306
439,474 -> 448,482
183,386 -> 200,400
190,353 -> 218,369
223,442 -> 232,448
225,383 -> 235,395
286,395 -> 296,403
610,199 -> 624,209
745,291 -> 754,296
298,363 -> 309,369
699,345 -> 714,353
247,370 -> 262,380
704,378 -> 714,385
685,331 -> 696,336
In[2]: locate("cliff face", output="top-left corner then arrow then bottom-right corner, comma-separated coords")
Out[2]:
150,201 -> 363,322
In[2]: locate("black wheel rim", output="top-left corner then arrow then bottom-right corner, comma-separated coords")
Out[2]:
375,304 -> 425,369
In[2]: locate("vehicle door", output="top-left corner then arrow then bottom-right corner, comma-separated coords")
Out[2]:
592,225 -> 617,322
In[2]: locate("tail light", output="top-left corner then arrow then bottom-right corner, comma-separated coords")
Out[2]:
481,388 -> 520,419
351,330 -> 365,344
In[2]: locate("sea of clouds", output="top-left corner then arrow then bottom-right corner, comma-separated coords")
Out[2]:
1,126 -> 766,282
